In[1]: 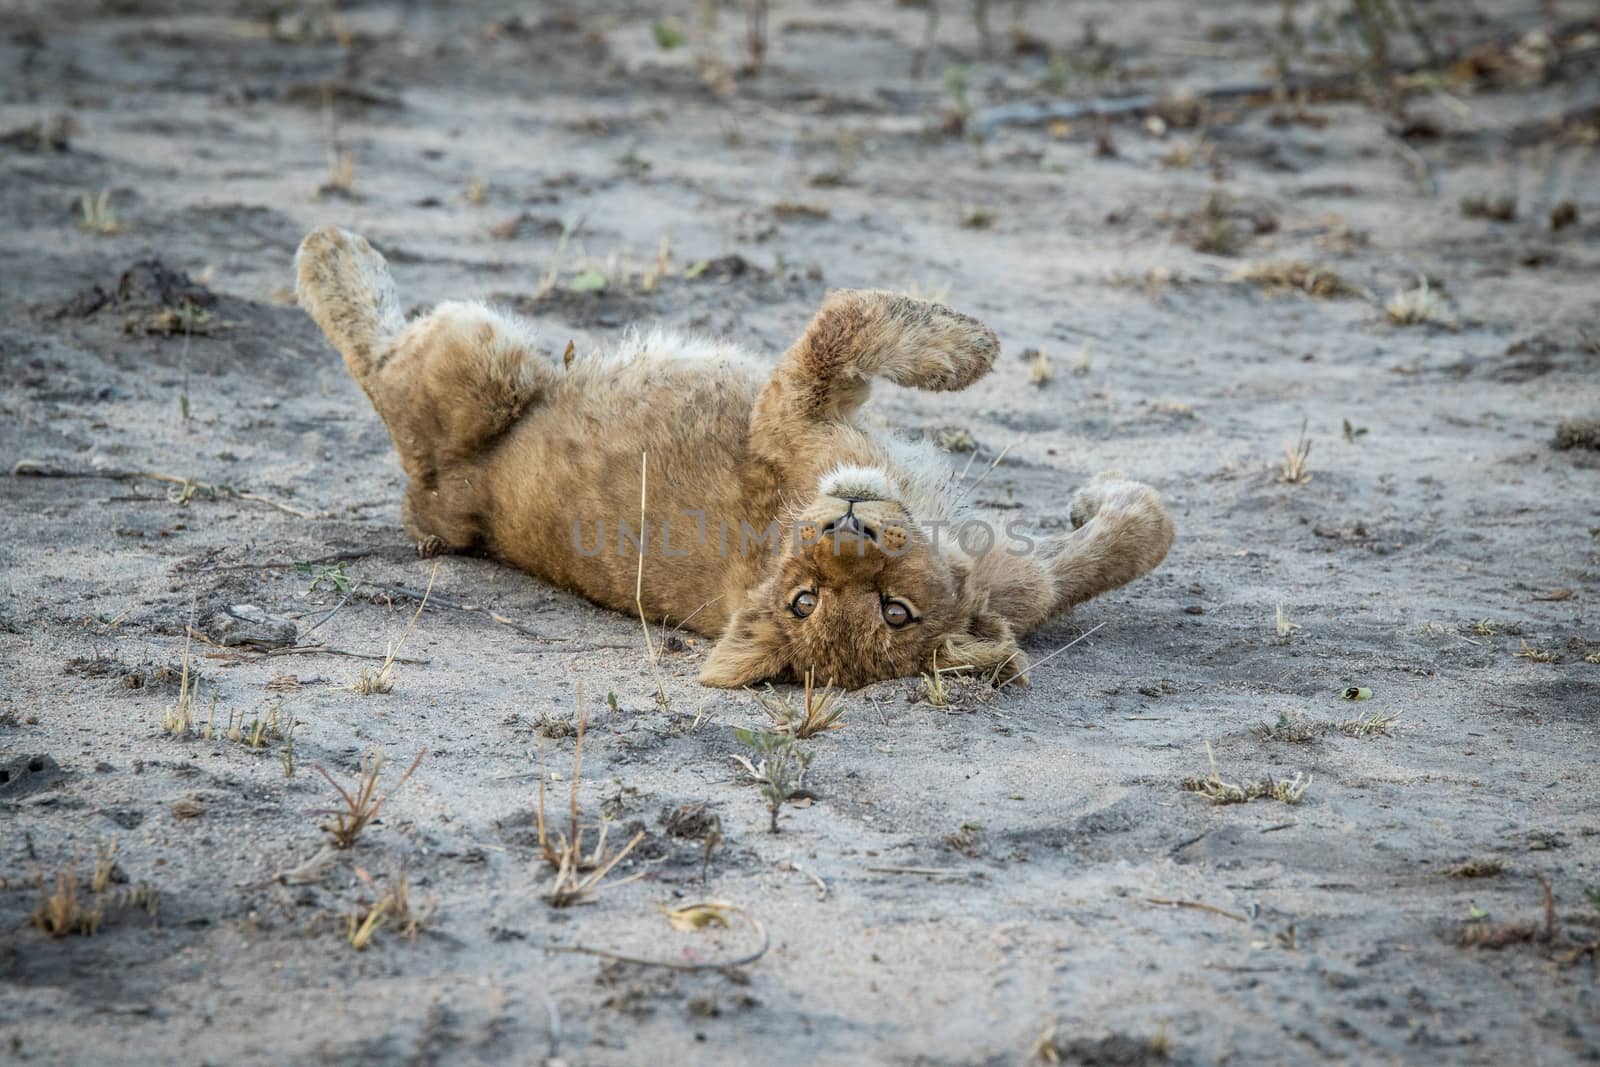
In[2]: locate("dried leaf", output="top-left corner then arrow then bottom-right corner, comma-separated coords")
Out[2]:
662,901 -> 734,932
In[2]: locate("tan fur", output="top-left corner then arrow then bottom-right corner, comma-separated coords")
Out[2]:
295,226 -> 1175,689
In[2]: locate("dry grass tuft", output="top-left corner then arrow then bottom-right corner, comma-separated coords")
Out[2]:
1458,877 -> 1554,950
1459,194 -> 1516,222
1027,348 -> 1053,387
1182,742 -> 1311,805
1552,419 -> 1600,452
1252,711 -> 1321,744
347,872 -> 428,950
1386,279 -> 1456,328
1337,708 -> 1402,737
1235,260 -> 1360,299
771,201 -> 830,221
161,628 -> 210,738
315,749 -> 426,850
633,453 -> 671,710
345,565 -> 436,694
1032,1024 -> 1172,1065
1513,640 -> 1558,663
31,869 -> 103,938
1277,419 -> 1312,484
757,668 -> 845,738
920,655 -> 955,709
536,688 -> 645,907
1448,857 -> 1506,879
1274,601 -> 1301,641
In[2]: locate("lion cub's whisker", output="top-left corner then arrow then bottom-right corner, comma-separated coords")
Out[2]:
952,441 -> 1015,505
988,620 -> 1109,686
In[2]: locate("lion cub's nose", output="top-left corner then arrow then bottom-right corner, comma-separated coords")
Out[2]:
822,512 -> 876,542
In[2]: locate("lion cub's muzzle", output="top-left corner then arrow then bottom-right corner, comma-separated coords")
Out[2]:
804,499 -> 912,557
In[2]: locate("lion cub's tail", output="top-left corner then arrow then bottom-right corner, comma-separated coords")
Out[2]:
294,226 -> 405,383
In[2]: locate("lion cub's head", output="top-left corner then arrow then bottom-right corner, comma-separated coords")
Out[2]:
699,465 -> 1026,690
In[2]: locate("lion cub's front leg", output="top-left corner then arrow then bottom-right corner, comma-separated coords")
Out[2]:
750,289 -> 998,470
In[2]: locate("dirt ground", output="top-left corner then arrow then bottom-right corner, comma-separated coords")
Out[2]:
2,1 -> 1598,1063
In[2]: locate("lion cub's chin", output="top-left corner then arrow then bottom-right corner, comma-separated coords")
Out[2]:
817,464 -> 895,503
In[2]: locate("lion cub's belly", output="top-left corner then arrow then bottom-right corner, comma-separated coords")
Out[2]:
480,358 -> 768,632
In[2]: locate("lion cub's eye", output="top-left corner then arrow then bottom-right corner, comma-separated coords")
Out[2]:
882,599 -> 912,628
791,591 -> 818,618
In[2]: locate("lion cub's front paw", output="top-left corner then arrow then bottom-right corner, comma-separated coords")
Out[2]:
876,294 -> 999,392
416,535 -> 448,559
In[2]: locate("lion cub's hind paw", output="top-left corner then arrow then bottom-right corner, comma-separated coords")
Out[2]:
877,295 -> 999,393
416,535 -> 449,559
1068,472 -> 1132,529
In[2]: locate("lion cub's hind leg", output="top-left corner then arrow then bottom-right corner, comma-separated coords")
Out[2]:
382,302 -> 555,556
382,301 -> 550,468
1049,475 -> 1175,613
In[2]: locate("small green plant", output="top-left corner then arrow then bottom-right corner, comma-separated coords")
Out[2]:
941,64 -> 972,133
78,189 -> 127,234
297,561 -> 352,595
537,216 -> 580,297
731,728 -> 814,833
280,721 -> 298,778
651,18 -> 686,49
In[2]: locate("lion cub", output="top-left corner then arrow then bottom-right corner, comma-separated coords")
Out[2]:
295,227 -> 1173,688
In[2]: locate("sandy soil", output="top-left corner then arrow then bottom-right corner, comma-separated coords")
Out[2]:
2,1 -> 1599,1064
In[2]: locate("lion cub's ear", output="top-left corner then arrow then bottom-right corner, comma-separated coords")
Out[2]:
941,628 -> 1029,687
699,607 -> 788,689
941,580 -> 1029,686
